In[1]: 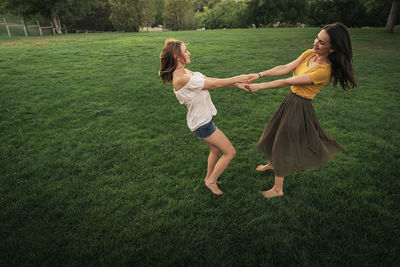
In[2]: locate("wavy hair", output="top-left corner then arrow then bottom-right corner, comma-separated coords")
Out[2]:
323,22 -> 357,90
159,39 -> 186,84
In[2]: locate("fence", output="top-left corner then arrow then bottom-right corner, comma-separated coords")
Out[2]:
0,16 -> 67,38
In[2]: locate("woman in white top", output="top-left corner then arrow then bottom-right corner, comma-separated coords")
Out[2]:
159,39 -> 250,195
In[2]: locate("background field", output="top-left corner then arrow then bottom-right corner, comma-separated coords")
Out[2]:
1,28 -> 399,266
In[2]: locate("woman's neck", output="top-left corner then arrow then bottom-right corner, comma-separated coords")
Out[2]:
174,63 -> 186,74
314,53 -> 329,64
172,64 -> 189,82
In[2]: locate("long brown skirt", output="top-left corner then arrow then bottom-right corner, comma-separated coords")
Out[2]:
257,91 -> 346,177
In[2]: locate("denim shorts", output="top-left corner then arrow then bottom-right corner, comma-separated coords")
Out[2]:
192,118 -> 217,139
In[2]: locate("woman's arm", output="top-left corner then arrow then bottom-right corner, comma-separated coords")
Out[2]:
203,74 -> 250,90
248,56 -> 304,83
246,74 -> 313,92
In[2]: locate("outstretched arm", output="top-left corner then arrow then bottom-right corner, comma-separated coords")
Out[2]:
247,56 -> 304,83
203,74 -> 250,90
246,74 -> 313,92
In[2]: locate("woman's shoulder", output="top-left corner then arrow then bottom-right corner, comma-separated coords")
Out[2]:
173,75 -> 191,91
300,49 -> 314,59
191,71 -> 205,78
173,70 -> 205,91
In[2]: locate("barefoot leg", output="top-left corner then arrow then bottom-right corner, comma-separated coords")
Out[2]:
203,129 -> 236,195
261,175 -> 284,198
204,143 -> 220,183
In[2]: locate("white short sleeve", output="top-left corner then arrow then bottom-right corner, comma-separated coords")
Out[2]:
184,72 -> 205,92
174,72 -> 217,131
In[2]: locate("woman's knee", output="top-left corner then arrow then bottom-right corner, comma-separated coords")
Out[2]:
225,146 -> 236,159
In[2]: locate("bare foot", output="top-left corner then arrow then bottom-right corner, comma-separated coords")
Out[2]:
205,180 -> 224,195
256,162 -> 273,172
261,189 -> 283,199
204,177 -> 222,184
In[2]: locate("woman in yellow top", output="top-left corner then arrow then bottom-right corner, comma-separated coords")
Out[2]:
240,22 -> 357,198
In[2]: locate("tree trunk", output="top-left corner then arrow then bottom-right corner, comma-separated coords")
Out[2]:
57,16 -> 62,33
176,13 -> 180,30
51,11 -> 62,34
385,0 -> 400,33
22,11 -> 29,36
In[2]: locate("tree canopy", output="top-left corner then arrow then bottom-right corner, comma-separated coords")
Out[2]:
0,0 -> 398,33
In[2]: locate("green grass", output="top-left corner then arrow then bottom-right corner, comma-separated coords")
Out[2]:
1,28 -> 399,266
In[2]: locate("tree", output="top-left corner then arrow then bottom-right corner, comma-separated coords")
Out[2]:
385,0 -> 400,33
365,0 -> 392,27
248,0 -> 308,27
195,0 -> 249,29
0,0 -> 101,34
163,0 -> 194,30
64,0 -> 114,32
141,0 -> 159,28
109,0 -> 157,32
153,0 -> 165,26
34,0 -> 102,34
0,0 -> 37,34
193,0 -> 221,12
308,0 -> 369,27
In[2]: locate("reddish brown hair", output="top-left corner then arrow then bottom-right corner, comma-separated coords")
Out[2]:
159,39 -> 186,84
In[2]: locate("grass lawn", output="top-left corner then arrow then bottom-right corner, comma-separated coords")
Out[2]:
0,27 -> 399,266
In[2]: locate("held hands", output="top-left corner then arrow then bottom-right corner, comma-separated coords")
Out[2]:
244,83 -> 262,93
235,83 -> 261,93
234,73 -> 262,93
235,82 -> 249,91
235,74 -> 252,83
235,82 -> 261,93
247,73 -> 261,83
233,74 -> 251,92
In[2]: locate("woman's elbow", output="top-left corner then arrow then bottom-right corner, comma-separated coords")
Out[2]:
278,78 -> 291,87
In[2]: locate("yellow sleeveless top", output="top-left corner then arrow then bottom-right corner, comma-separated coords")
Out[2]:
290,49 -> 331,99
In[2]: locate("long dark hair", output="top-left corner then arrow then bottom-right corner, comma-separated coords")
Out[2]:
323,22 -> 357,90
159,39 -> 186,84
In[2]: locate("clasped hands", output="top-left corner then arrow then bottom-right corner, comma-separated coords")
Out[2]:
235,73 -> 263,93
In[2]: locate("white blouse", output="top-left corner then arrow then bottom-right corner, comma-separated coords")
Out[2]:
174,72 -> 217,131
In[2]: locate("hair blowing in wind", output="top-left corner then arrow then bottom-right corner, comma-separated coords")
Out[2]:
159,39 -> 185,84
